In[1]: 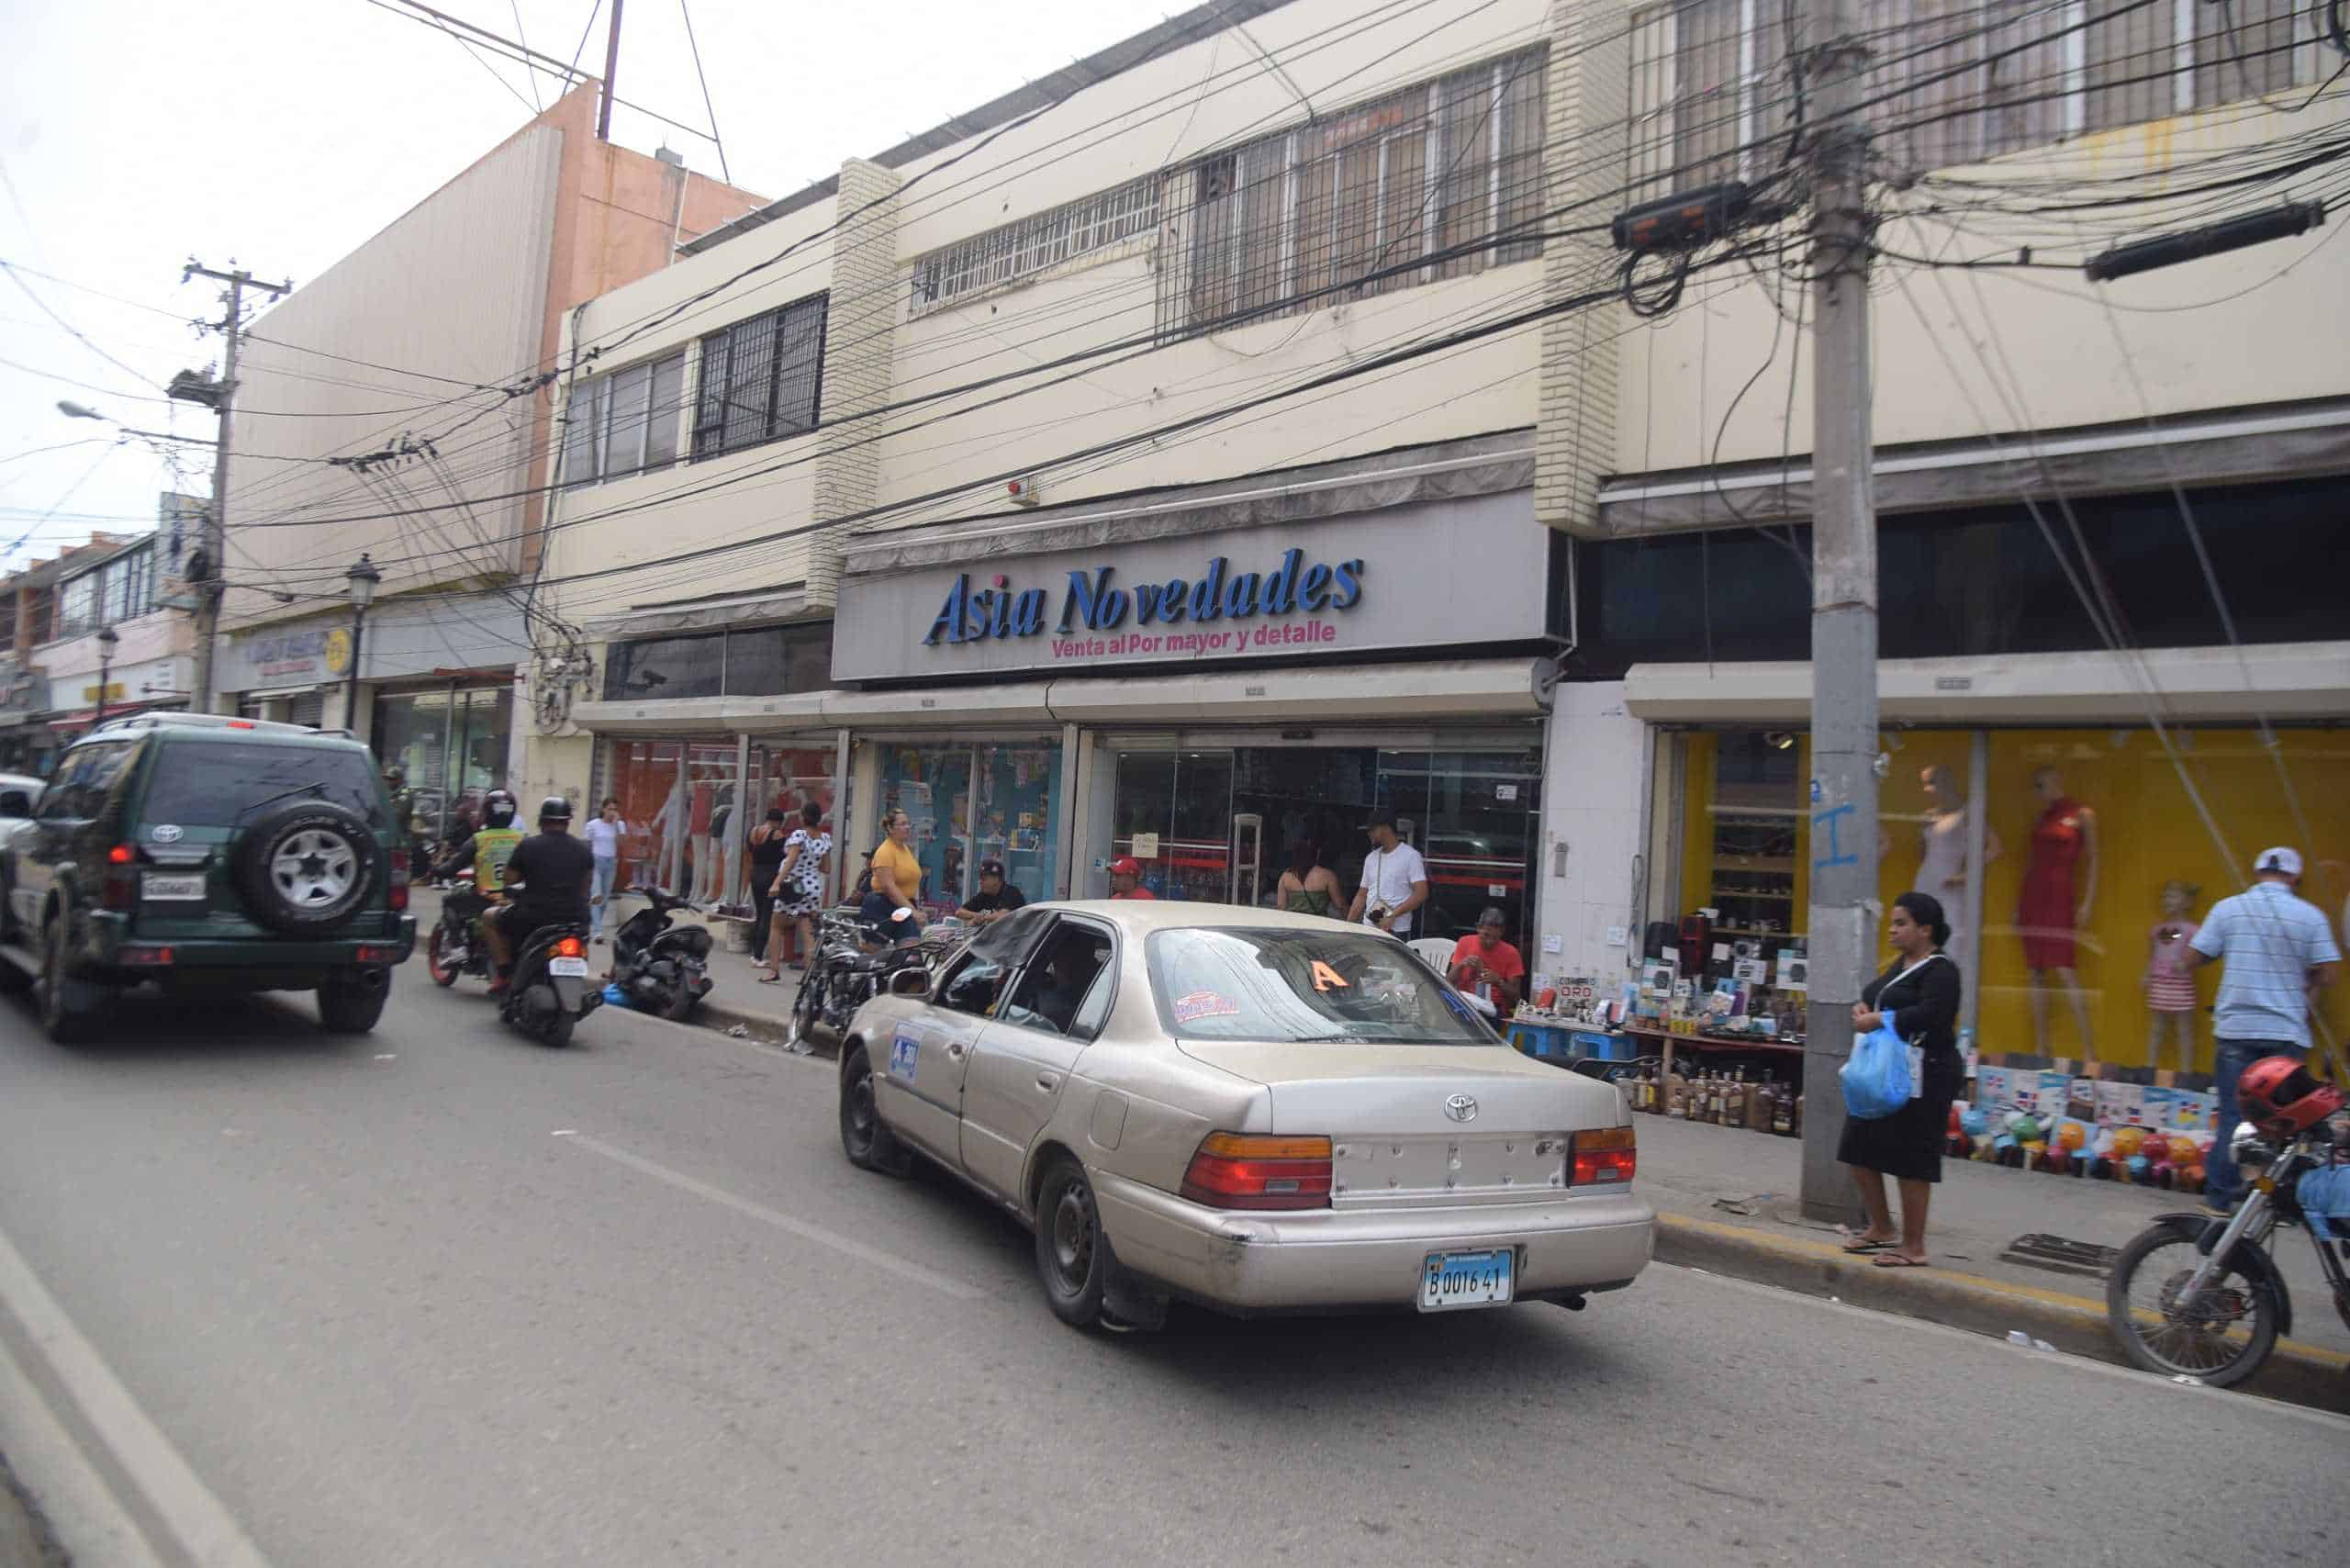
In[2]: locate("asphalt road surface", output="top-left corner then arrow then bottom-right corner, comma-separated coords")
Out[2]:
0,971 -> 2340,1568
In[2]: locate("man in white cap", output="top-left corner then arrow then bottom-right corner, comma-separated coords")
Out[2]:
2186,847 -> 2340,1212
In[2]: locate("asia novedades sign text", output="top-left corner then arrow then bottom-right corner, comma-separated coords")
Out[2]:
923,547 -> 1364,647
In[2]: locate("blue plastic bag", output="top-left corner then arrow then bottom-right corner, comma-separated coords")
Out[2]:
1841,1024 -> 1915,1120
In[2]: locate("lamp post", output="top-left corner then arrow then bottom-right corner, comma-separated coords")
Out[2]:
94,624 -> 119,727
344,554 -> 381,734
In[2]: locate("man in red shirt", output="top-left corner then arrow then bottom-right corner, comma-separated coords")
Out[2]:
1108,856 -> 1157,899
1449,906 -> 1526,1010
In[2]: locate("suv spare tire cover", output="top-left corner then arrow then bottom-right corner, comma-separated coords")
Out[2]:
232,800 -> 382,935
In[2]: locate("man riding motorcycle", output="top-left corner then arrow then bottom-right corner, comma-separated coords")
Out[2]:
478,796 -> 597,994
435,789 -> 525,894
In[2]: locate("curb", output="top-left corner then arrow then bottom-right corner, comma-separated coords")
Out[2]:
1654,1212 -> 2350,1416
689,998 -> 836,1058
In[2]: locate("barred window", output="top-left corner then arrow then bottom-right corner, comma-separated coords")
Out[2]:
693,293 -> 829,461
1159,48 -> 1549,339
1629,0 -> 2327,193
911,176 -> 1160,316
562,350 -> 686,487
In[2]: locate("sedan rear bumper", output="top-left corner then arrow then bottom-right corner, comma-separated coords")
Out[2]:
1093,1170 -> 1654,1314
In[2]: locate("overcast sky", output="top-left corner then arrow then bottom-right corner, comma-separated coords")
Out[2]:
0,0 -> 1174,573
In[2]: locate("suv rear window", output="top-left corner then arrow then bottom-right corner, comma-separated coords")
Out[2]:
140,741 -> 387,830
1145,926 -> 1495,1046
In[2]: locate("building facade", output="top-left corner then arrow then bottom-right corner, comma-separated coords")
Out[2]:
514,0 -> 2347,1063
213,80 -> 763,837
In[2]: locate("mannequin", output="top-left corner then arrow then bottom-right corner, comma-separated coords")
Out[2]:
2019,766 -> 2098,1062
2143,879 -> 2200,1074
1917,764 -> 2000,961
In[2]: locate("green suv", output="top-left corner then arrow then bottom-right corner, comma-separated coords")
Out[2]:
1,712 -> 417,1041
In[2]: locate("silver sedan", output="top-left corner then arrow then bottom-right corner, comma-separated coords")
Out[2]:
836,902 -> 1652,1329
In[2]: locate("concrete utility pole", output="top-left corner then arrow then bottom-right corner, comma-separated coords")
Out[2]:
596,0 -> 625,140
183,262 -> 291,715
1798,0 -> 1877,1225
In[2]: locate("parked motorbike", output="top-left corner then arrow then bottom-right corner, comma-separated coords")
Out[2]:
2105,1115 -> 2350,1387
498,919 -> 603,1047
786,904 -> 932,1055
611,886 -> 714,1020
425,868 -> 495,988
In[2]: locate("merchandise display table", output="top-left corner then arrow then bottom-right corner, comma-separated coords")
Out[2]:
1621,1023 -> 1805,1086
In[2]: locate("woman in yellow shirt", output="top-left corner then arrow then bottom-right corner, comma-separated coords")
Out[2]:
865,809 -> 925,944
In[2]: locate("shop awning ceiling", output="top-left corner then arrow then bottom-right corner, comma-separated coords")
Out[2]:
1624,642 -> 2350,724
572,657 -> 1550,735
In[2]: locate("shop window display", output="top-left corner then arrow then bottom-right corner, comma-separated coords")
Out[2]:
879,743 -> 1063,913
1664,725 -> 2350,1070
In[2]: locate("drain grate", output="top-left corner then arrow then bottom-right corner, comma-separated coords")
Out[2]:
2000,1233 -> 2121,1279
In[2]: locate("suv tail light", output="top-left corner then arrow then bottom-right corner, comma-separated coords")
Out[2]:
387,860 -> 409,913
1180,1133 -> 1333,1211
102,844 -> 138,911
1568,1126 -> 1637,1187
554,935 -> 585,959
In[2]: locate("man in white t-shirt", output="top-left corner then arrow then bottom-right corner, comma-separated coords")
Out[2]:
1346,811 -> 1429,938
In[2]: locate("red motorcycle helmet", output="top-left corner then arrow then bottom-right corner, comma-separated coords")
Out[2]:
2237,1055 -> 2344,1138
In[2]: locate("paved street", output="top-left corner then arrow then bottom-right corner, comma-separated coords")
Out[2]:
0,973 -> 2343,1568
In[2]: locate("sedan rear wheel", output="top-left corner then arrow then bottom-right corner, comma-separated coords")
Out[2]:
1035,1159 -> 1105,1329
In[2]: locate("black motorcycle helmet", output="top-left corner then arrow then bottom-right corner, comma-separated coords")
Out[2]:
538,795 -> 575,827
481,789 -> 519,829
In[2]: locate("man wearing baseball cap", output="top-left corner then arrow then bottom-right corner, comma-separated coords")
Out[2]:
1108,856 -> 1156,900
2186,846 -> 2340,1212
957,858 -> 1027,925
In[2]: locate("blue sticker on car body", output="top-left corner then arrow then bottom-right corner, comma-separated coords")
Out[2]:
889,1033 -> 920,1081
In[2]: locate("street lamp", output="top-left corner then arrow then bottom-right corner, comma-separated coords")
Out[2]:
344,554 -> 381,732
57,400 -> 216,449
94,624 -> 119,727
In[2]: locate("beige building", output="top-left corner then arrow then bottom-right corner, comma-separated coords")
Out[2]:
518,0 -> 2348,1064
211,81 -> 760,841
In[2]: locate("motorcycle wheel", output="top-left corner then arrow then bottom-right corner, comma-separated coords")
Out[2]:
786,969 -> 822,1054
2105,1224 -> 2280,1386
426,923 -> 462,988
543,1012 -> 576,1049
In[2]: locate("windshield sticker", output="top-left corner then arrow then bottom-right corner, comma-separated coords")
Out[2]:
889,1033 -> 920,1082
1170,990 -> 1239,1024
1309,960 -> 1351,992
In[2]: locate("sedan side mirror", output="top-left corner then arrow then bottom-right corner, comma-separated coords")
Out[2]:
888,968 -> 931,999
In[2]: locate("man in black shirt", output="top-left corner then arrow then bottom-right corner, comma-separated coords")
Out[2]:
483,796 -> 597,991
956,858 -> 1028,925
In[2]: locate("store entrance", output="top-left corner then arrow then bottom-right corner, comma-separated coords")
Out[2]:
1107,741 -> 1541,945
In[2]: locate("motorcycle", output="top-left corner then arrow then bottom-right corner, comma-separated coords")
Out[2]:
425,868 -> 495,988
610,886 -> 714,1021
785,904 -> 936,1055
498,918 -> 603,1047
2105,1116 -> 2350,1387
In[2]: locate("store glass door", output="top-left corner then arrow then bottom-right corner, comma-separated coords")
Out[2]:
1376,747 -> 1542,946
880,741 -> 1066,913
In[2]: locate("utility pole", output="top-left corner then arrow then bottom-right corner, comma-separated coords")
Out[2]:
182,262 -> 292,715
596,0 -> 625,140
1798,0 -> 1877,1226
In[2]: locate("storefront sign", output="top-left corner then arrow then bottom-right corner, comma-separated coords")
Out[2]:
252,630 -> 334,679
836,491 -> 1547,681
218,600 -> 528,697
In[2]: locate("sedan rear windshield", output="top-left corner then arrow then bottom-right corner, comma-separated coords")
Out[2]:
1145,927 -> 1494,1046
140,742 -> 386,831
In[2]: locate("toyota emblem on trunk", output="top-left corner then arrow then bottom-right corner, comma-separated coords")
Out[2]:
1444,1093 -> 1478,1123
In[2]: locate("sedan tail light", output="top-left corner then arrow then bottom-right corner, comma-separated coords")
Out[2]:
1181,1133 -> 1333,1211
1569,1126 -> 1637,1187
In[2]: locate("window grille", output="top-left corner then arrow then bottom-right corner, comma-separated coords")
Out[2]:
910,175 -> 1161,316
693,294 -> 829,461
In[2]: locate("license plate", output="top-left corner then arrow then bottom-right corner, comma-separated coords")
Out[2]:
1419,1249 -> 1515,1312
141,873 -> 207,902
548,957 -> 588,977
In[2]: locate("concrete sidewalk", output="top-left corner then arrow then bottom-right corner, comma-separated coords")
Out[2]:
1634,1109 -> 2350,1411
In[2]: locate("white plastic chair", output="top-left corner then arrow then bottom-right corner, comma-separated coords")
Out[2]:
1406,937 -> 1457,972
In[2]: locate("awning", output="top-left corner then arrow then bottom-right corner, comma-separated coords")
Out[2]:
1623,642 -> 2350,724
571,657 -> 1552,736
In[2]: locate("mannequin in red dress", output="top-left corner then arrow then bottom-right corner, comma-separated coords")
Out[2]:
2019,767 -> 2098,1062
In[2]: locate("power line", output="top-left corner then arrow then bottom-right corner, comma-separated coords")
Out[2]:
677,0 -> 730,186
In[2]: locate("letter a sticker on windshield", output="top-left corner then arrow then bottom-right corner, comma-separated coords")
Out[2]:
1309,960 -> 1350,992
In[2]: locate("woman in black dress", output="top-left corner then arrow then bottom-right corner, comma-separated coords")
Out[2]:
744,807 -> 790,964
1839,890 -> 1963,1269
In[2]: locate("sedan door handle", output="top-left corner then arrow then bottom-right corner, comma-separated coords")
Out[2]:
946,1043 -> 966,1058
1035,1073 -> 1059,1092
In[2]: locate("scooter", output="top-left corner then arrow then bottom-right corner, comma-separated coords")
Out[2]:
498,918 -> 602,1047
610,886 -> 714,1020
425,868 -> 495,989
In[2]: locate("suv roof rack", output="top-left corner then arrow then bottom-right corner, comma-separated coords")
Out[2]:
84,712 -> 359,742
